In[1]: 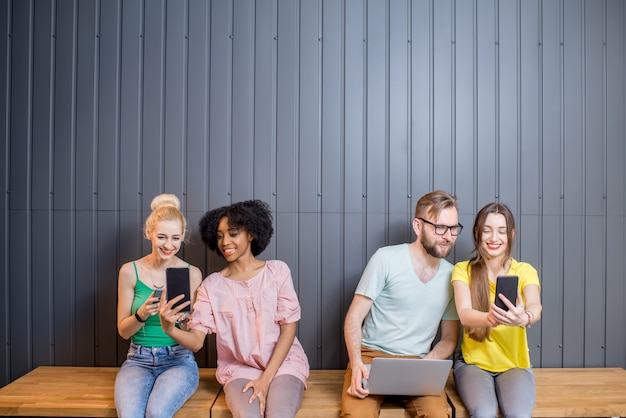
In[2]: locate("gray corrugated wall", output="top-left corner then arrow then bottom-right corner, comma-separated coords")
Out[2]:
1,0 -> 624,386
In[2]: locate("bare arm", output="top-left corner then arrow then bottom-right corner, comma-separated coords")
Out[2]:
188,265 -> 203,306
522,284 -> 542,326
343,294 -> 374,399
117,263 -> 160,340
453,280 -> 498,327
423,319 -> 459,359
159,294 -> 207,352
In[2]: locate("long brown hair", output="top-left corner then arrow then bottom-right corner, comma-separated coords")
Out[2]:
465,202 -> 516,342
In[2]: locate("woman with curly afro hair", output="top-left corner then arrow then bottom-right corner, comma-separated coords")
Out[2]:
160,200 -> 310,418
198,199 -> 274,258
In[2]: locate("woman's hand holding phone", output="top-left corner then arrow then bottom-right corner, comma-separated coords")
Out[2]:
159,294 -> 191,332
491,289 -> 526,327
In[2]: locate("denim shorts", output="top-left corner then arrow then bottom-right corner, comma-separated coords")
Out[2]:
114,344 -> 199,418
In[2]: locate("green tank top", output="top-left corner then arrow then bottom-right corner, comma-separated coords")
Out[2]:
130,262 -> 179,347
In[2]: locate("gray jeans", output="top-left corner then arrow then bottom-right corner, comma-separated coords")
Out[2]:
453,355 -> 535,418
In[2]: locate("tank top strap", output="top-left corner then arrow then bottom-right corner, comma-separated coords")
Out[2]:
132,261 -> 140,280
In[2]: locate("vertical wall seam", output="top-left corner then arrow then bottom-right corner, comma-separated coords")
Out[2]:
250,0 -> 256,201
602,0 -> 608,365
429,0 -> 434,190
160,0 -> 166,191
92,0 -> 101,364
362,0 -> 367,255
407,0 -> 413,209
2,0 -> 12,382
385,0 -> 389,242
26,0 -> 34,371
70,0 -> 79,364
137,0 -> 145,264
182,0 -> 189,202
205,0 -> 211,212
317,0 -> 323,368
228,0 -> 233,199
494,0 -> 500,200
271,0 -> 277,212
112,0 -> 122,364
537,0 -> 544,364
451,0 -> 456,197
473,0 -> 478,213
294,0 -> 301,292
48,0 -> 56,363
516,0 -> 522,234
339,0 -> 347,367
558,0 -> 565,366
580,0 -> 587,365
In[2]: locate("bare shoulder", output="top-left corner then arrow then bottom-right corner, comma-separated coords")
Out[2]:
188,264 -> 203,289
118,261 -> 138,287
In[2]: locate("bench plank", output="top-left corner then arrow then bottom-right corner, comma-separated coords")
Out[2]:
0,366 -> 220,417
446,367 -> 626,418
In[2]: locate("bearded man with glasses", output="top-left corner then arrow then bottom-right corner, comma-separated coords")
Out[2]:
342,190 -> 462,418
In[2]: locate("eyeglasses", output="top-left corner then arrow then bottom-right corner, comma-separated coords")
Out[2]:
418,217 -> 463,236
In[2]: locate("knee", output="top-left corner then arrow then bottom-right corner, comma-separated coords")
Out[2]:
499,405 -> 532,418
467,405 -> 499,418
340,400 -> 379,418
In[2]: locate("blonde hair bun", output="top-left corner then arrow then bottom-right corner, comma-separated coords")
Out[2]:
150,193 -> 181,211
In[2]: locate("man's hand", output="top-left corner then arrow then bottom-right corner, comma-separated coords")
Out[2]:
346,363 -> 370,399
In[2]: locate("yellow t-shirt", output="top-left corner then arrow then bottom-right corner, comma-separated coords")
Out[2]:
451,259 -> 541,372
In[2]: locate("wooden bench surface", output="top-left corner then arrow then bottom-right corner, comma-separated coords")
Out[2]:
211,369 -> 412,418
446,367 -> 626,418
0,366 -> 220,417
3,366 -> 626,417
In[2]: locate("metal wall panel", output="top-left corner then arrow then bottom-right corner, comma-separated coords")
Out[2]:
605,0 -> 626,367
561,0 -> 586,368
1,0 -> 625,387
0,0 -> 9,383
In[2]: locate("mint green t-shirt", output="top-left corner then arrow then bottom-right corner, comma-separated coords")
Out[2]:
131,263 -> 178,347
356,244 -> 458,357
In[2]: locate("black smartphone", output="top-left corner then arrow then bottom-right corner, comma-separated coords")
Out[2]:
153,288 -> 163,299
166,267 -> 191,312
495,275 -> 518,311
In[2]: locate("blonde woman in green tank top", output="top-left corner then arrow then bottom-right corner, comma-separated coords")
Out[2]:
114,194 -> 203,418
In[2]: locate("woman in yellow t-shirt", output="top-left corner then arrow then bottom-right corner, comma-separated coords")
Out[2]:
451,202 -> 542,418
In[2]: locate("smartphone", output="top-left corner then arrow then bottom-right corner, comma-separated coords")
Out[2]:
153,288 -> 163,299
495,275 -> 518,311
166,267 -> 191,312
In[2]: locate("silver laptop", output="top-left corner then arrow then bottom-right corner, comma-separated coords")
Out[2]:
362,357 -> 452,396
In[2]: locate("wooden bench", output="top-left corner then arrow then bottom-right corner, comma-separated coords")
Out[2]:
0,367 -> 411,417
446,367 -> 626,418
2,366 -> 626,417
0,366 -> 220,417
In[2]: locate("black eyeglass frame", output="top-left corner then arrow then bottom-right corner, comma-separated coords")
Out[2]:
417,217 -> 463,236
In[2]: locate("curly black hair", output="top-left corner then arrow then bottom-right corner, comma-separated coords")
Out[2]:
198,199 -> 274,257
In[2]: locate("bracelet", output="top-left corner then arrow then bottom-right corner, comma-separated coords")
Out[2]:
134,311 -> 147,323
524,311 -> 533,328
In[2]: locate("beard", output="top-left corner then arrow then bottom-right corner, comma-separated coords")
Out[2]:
421,233 -> 454,258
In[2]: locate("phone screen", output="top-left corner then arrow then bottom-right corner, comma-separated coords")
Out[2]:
495,275 -> 518,311
166,268 -> 191,312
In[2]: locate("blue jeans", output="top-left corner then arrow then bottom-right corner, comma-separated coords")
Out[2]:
115,343 -> 199,418
453,355 -> 535,418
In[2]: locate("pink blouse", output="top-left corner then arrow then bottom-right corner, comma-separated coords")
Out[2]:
187,260 -> 310,386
